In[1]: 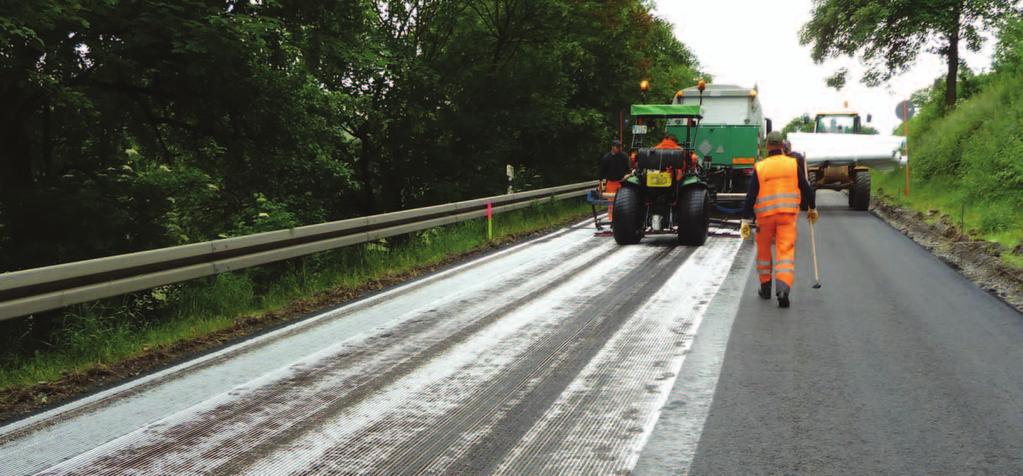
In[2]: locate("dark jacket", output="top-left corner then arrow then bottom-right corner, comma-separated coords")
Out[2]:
743,151 -> 816,218
599,151 -> 631,181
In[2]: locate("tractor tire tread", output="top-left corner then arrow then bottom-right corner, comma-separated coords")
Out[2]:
851,171 -> 871,211
612,186 -> 644,244
677,186 -> 709,246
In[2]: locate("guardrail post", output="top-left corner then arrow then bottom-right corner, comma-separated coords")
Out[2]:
487,202 -> 493,241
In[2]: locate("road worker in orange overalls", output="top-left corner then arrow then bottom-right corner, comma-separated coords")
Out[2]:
653,134 -> 697,179
654,134 -> 681,150
599,139 -> 631,220
740,131 -> 818,308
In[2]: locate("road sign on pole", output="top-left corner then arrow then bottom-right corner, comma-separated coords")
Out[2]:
895,100 -> 916,121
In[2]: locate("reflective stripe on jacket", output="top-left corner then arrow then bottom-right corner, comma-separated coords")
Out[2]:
753,154 -> 801,218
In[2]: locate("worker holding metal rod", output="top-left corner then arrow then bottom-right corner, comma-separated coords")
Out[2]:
739,131 -> 819,308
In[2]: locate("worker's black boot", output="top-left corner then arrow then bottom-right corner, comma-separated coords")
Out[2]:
758,282 -> 771,300
776,280 -> 791,308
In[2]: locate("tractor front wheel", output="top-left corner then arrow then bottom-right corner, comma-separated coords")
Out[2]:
612,186 -> 645,245
677,186 -> 709,246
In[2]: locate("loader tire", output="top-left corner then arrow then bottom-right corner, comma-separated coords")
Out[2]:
612,186 -> 644,245
677,187 -> 709,246
851,171 -> 871,211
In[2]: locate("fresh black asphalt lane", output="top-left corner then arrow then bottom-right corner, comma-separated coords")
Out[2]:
684,191 -> 1023,474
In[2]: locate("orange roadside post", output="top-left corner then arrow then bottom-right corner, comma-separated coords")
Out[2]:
487,202 -> 493,240
904,101 -> 910,197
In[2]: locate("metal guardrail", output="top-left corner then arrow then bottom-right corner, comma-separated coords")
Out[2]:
0,181 -> 597,321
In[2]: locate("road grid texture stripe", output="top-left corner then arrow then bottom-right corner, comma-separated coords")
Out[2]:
494,238 -> 740,475
36,235 -> 630,474
1,222 -> 599,475
14,227 -> 745,475
0,223 -> 588,445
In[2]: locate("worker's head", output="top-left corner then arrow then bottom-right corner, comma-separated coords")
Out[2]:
664,134 -> 678,143
611,139 -> 622,153
766,131 -> 784,152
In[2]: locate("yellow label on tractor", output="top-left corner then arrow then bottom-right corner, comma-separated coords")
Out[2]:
646,171 -> 672,188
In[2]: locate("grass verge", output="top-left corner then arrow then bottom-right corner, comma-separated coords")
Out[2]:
0,198 -> 593,395
872,168 -> 1022,270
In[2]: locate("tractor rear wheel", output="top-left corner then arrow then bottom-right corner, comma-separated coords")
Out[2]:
677,187 -> 709,246
851,171 -> 871,211
612,186 -> 644,245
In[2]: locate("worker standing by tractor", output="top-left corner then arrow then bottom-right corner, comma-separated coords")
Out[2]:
599,139 -> 631,220
654,134 -> 681,150
740,131 -> 819,308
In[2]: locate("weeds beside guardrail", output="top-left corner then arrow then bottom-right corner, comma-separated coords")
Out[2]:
0,182 -> 597,321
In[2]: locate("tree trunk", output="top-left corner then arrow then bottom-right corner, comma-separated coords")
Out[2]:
42,102 -> 53,177
354,128 -> 378,215
0,113 -> 35,193
945,8 -> 961,109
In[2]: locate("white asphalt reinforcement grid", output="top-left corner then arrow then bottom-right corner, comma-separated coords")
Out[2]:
494,238 -> 740,475
2,221 -> 744,475
0,223 -> 592,476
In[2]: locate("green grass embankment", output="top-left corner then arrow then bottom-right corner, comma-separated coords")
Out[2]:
873,171 -> 1023,269
0,199 -> 592,392
870,74 -> 1023,270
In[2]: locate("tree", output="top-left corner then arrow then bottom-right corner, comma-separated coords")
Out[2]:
0,0 -> 706,271
800,0 -> 1021,109
994,14 -> 1023,71
782,115 -> 815,135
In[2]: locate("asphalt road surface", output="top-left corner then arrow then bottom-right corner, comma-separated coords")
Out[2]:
640,191 -> 1023,474
1,191 -> 1020,475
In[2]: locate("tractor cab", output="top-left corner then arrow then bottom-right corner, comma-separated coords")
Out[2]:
814,112 -> 861,134
812,103 -> 873,135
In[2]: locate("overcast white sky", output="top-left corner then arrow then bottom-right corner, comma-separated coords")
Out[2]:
653,0 -> 995,134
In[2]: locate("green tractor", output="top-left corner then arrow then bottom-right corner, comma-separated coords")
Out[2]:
612,103 -> 711,246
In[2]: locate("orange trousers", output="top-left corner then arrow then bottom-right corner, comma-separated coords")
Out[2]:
605,180 -> 621,220
755,213 -> 798,290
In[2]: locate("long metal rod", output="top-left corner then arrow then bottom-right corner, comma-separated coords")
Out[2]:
0,182 -> 597,321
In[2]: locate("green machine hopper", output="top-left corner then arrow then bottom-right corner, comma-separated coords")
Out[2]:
671,83 -> 771,195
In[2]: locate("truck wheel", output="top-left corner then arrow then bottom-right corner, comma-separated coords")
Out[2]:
851,171 -> 871,211
612,186 -> 644,245
677,187 -> 709,246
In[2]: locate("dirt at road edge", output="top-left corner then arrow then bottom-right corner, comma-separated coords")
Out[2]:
872,198 -> 1023,314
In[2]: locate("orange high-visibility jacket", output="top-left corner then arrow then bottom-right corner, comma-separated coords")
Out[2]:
753,154 -> 801,218
654,138 -> 681,149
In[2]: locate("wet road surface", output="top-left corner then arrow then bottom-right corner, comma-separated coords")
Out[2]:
3,191 -> 1021,475
1,220 -> 744,475
641,192 -> 1023,475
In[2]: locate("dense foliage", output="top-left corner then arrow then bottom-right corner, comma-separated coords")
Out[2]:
0,1 -> 704,272
800,0 -> 1020,107
781,115 -> 815,135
